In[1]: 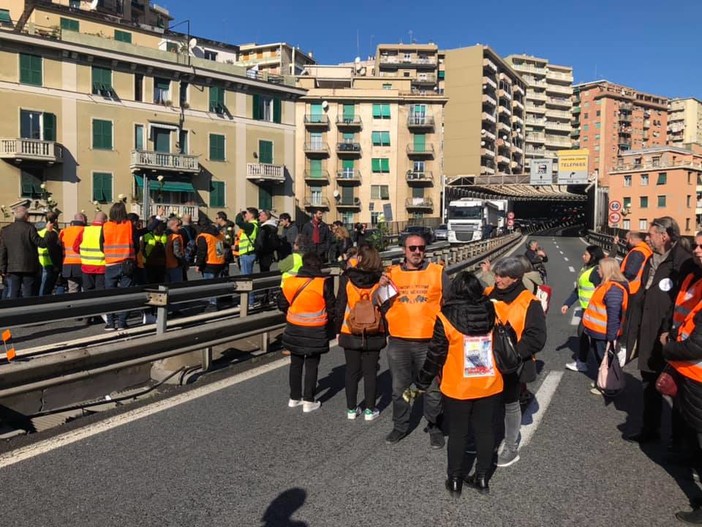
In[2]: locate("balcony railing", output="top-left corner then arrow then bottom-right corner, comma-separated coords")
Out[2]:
132,203 -> 199,223
304,114 -> 329,127
545,122 -> 571,132
412,74 -> 437,85
336,169 -> 362,184
130,150 -> 199,173
246,163 -> 285,183
407,115 -> 435,128
336,142 -> 361,155
481,165 -> 496,175
336,115 -> 362,128
498,89 -> 512,101
483,58 -> 498,71
304,197 -> 330,209
380,55 -> 437,68
0,138 -> 64,164
336,196 -> 362,209
482,129 -> 496,141
405,197 -> 433,210
303,143 -> 330,155
546,70 -> 573,82
546,97 -> 570,108
546,84 -> 572,95
481,148 -> 496,158
483,76 -> 497,90
498,105 -> 512,116
613,159 -> 702,172
303,169 -> 331,184
482,94 -> 497,106
406,144 -> 435,157
482,112 -> 496,123
406,171 -> 434,184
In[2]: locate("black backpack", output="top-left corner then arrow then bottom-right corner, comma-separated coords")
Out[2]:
493,321 -> 521,374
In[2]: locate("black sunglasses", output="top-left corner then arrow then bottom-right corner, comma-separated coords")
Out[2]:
694,244 -> 702,250
407,245 -> 426,253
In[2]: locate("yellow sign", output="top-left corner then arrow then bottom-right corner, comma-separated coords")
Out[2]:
557,149 -> 589,184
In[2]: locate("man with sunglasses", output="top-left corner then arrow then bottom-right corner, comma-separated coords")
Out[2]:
380,235 -> 450,448
625,217 -> 694,445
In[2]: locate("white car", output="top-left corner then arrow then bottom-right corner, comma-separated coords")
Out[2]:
434,224 -> 448,240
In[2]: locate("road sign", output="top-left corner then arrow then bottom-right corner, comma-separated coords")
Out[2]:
507,218 -> 515,227
609,212 -> 621,225
609,200 -> 622,212
507,211 -> 515,220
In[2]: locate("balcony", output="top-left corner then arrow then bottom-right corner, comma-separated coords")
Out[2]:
498,72 -> 513,84
531,105 -> 547,114
512,114 -> 524,125
513,84 -> 525,96
572,106 -> 581,114
405,197 -> 433,211
545,84 -> 572,96
546,97 -> 570,109
303,169 -> 331,185
336,196 -> 362,210
549,110 -> 573,120
525,117 -> 547,126
132,203 -> 199,223
130,150 -> 199,173
545,136 -> 572,148
483,58 -> 498,71
304,196 -> 330,210
483,76 -> 497,90
407,144 -> 435,158
336,115 -> 362,129
513,99 -> 524,111
498,105 -> 512,116
482,94 -> 497,107
336,142 -> 362,156
497,121 -> 511,134
498,89 -> 512,101
481,165 -> 495,175
0,138 -> 64,165
304,114 -> 330,128
246,163 -> 285,183
546,70 -> 573,83
406,171 -> 434,185
619,114 -> 632,123
481,148 -> 496,158
497,155 -> 510,165
380,55 -> 437,68
336,169 -> 362,185
545,121 -> 571,132
529,92 -> 548,102
481,129 -> 496,141
304,142 -> 330,157
482,112 -> 496,124
407,114 -> 435,129
412,74 -> 437,86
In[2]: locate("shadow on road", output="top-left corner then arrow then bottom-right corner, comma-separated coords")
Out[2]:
317,365 -> 345,404
261,487 -> 308,527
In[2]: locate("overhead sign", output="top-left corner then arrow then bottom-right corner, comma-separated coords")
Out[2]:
530,158 -> 553,186
609,200 -> 622,212
609,211 -> 621,225
557,149 -> 589,185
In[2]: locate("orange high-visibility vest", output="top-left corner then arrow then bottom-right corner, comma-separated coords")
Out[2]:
197,232 -> 226,265
346,257 -> 359,268
582,281 -> 629,340
102,221 -> 135,265
621,242 -> 653,295
165,232 -> 183,269
437,312 -> 503,400
385,262 -> 443,339
340,282 -> 380,335
487,287 -> 535,341
59,225 -> 84,265
283,276 -> 328,327
669,272 -> 702,382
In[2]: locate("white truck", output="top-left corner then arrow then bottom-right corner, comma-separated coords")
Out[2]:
447,198 -> 509,243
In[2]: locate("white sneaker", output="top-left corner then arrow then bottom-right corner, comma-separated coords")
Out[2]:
288,399 -> 303,408
303,401 -> 321,413
364,408 -> 380,421
347,407 -> 362,420
565,360 -> 588,372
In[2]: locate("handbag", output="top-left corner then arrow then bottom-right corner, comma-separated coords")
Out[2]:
655,365 -> 680,398
493,321 -> 521,374
596,342 -> 625,397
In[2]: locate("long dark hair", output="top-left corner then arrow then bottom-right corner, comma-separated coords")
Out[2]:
109,202 -> 128,223
585,245 -> 606,268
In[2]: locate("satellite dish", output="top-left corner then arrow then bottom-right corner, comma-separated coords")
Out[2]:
333,190 -> 340,198
89,0 -> 99,9
359,66 -> 367,75
188,38 -> 198,49
321,101 -> 329,110
354,56 -> 361,63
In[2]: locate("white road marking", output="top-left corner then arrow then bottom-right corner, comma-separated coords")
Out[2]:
0,358 -> 291,470
521,371 -> 564,448
570,308 -> 582,325
564,257 -> 569,262
568,266 -> 575,273
559,250 -> 564,255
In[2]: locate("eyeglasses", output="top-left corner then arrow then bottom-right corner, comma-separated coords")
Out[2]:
694,244 -> 702,250
407,245 -> 426,253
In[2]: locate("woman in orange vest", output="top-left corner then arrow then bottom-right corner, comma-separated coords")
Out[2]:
582,257 -> 629,395
662,232 -> 702,524
415,271 -> 498,496
99,201 -> 136,331
278,251 -> 335,413
334,245 -> 387,421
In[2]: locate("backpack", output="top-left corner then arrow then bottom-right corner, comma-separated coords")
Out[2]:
255,225 -> 281,255
492,321 -> 521,374
182,228 -> 197,265
347,286 -> 384,337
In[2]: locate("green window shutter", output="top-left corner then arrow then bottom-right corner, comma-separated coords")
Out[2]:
372,104 -> 382,118
20,54 -> 42,86
342,159 -> 354,170
414,134 -> 426,152
310,103 -> 323,123
210,181 -> 225,207
93,120 -> 112,149
438,70 -> 445,79
0,10 -> 11,24
381,158 -> 390,172
381,186 -> 389,200
343,104 -> 355,120
381,104 -> 391,118
252,94 -> 261,120
93,173 -> 112,202
92,67 -> 112,94
209,86 -> 224,112
343,132 -> 354,142
60,18 -> 79,32
273,97 -> 282,123
43,113 -> 56,141
341,186 -> 354,202
309,159 -> 322,177
259,187 -> 273,211
372,158 -> 380,172
134,125 -> 144,150
412,187 -> 424,198
21,173 -> 36,197
372,131 -> 380,145
259,140 -> 273,164
381,131 -> 391,146
210,134 -> 225,161
114,30 -> 132,43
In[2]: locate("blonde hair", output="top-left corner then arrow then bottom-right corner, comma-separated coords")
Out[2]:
598,257 -> 626,283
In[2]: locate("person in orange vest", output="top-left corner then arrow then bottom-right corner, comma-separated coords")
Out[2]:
582,258 -> 629,395
415,271 -> 499,496
99,202 -> 136,331
487,257 -> 546,468
379,234 -> 450,448
59,212 -> 87,293
165,217 -> 185,283
662,231 -> 702,524
195,220 -> 227,311
279,251 -> 336,413
333,245 -> 387,421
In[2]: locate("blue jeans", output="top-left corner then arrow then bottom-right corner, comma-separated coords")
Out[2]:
39,266 -> 59,296
239,254 -> 256,276
202,270 -> 222,306
105,263 -> 135,328
5,272 -> 37,299
166,267 -> 184,284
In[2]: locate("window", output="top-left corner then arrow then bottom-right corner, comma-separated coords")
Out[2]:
438,70 -> 445,80
624,175 -> 632,187
60,18 -> 79,32
639,219 -> 648,230
372,104 -> 391,119
20,110 -> 56,141
371,185 -> 390,200
19,54 -> 42,86
179,81 -> 188,107
595,122 -> 601,129
596,110 -> 601,117
583,124 -> 589,132
91,66 -> 114,96
640,196 -> 648,208
209,134 -> 225,161
154,78 -> 170,104
340,159 -> 354,177
209,86 -> 225,113
371,211 -> 381,225
0,9 -> 11,26
253,94 -> 281,123
166,42 -> 178,53
341,212 -> 354,224
114,30 -> 132,43
20,171 -> 43,198
640,174 -> 649,186
657,195 -> 666,208
134,124 -> 144,150
92,119 -> 113,150
258,187 -> 272,211
259,140 -> 273,164
204,50 -> 218,61
309,186 -> 323,205
92,172 -> 113,203
687,218 -> 691,232
134,74 -> 143,101
371,158 -> 390,173
178,129 -> 188,154
382,83 -> 392,90
688,195 -> 692,208
341,104 -> 355,121
371,131 -> 391,146
623,219 -> 631,230
210,181 -> 225,208
584,113 -> 588,119
656,172 -> 667,185
623,197 -> 631,209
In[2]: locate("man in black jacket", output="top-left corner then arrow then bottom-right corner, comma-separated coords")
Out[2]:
0,206 -> 49,298
301,209 -> 331,263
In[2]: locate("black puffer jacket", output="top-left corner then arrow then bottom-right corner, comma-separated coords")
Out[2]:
416,296 -> 496,390
334,267 -> 386,351
278,267 -> 336,356
663,310 -> 702,432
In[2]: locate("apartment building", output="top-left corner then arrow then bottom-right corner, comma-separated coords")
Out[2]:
238,42 -> 316,77
375,43 -> 444,95
608,145 -> 702,236
296,64 -> 446,225
442,45 -> 527,178
668,98 -> 702,146
505,55 -> 573,168
572,80 -> 668,187
0,1 -> 303,222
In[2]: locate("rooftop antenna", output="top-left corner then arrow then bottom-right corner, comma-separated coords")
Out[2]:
356,29 -> 360,60
408,30 -> 413,43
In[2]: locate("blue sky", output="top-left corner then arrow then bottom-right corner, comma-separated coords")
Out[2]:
161,0 -> 700,99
